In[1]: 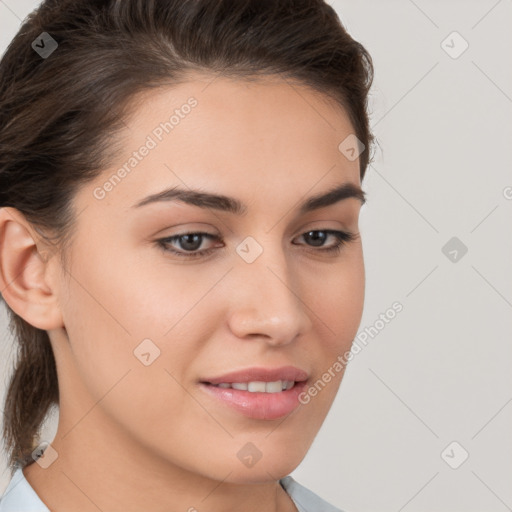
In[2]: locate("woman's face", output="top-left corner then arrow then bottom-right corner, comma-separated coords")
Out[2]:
49,75 -> 365,482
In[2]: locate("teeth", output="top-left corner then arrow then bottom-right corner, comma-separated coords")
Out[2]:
212,380 -> 296,392
284,380 -> 295,390
264,381 -> 282,393
248,381 -> 267,392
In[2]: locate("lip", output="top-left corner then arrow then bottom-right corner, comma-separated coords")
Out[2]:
199,380 -> 308,420
200,365 -> 309,385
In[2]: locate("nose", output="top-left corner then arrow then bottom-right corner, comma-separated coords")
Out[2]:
226,238 -> 313,346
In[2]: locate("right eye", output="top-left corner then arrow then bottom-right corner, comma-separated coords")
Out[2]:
156,232 -> 222,259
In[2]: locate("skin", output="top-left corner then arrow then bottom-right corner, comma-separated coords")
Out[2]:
0,74 -> 365,512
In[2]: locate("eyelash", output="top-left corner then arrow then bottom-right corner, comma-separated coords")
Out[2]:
155,229 -> 357,260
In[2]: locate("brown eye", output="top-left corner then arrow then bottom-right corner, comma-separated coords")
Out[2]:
294,230 -> 357,253
156,232 -> 221,258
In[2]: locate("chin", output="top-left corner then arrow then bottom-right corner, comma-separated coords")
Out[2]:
222,463 -> 300,485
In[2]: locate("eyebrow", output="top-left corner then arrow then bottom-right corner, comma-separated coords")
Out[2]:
131,181 -> 366,215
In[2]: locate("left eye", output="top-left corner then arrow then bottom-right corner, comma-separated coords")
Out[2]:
156,229 -> 357,259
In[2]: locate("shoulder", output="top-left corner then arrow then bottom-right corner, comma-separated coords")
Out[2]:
279,475 -> 347,512
0,467 -> 50,512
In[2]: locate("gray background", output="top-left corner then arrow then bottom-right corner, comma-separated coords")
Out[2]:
1,1 -> 511,511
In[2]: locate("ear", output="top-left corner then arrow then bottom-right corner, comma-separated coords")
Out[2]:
0,207 -> 64,330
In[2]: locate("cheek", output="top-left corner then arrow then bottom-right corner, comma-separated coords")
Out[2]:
59,245 -> 220,408
58,252 -> 168,400
60,263 -> 198,444
59,258 -> 229,472
311,246 -> 365,350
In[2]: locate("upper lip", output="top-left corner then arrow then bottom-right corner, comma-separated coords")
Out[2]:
201,366 -> 309,385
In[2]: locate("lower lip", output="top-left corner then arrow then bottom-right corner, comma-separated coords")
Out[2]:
198,381 -> 308,420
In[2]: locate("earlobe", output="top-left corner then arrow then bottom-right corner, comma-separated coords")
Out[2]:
0,207 -> 64,330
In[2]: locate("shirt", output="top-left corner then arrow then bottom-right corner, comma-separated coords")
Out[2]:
0,466 -> 345,512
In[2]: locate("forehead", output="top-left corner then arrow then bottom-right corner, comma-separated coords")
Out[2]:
78,75 -> 360,215
122,73 -> 356,158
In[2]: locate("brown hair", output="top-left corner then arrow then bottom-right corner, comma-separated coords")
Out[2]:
0,0 -> 375,473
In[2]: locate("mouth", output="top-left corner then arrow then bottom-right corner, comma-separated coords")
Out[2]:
198,366 -> 309,420
199,380 -> 307,421
202,380 -> 299,392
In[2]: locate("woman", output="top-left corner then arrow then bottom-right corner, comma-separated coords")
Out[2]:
0,0 -> 375,510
